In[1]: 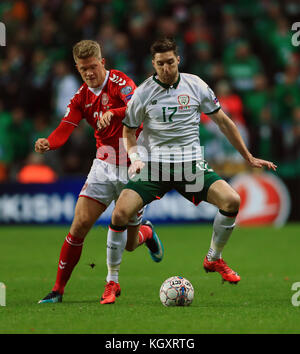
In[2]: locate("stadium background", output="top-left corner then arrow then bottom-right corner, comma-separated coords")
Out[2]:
0,0 -> 299,225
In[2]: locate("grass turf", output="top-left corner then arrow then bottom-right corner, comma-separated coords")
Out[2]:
0,223 -> 299,334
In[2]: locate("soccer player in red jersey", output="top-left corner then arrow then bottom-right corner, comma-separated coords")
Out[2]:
35,40 -> 164,304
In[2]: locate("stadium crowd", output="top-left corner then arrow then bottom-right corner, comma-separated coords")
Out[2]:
0,0 -> 299,182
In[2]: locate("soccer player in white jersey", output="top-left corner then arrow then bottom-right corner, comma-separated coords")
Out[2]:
105,37 -> 277,296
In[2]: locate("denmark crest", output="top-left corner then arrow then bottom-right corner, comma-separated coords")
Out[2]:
101,93 -> 109,105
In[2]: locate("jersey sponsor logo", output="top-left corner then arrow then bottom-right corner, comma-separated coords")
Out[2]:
101,93 -> 109,105
109,73 -> 126,86
178,94 -> 190,106
230,173 -> 291,227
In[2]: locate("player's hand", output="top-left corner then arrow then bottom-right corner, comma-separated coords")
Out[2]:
128,160 -> 145,177
35,138 -> 50,153
97,111 -> 114,130
247,155 -> 277,171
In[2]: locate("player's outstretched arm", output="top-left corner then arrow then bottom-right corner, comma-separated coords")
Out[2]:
35,121 -> 76,153
209,109 -> 277,171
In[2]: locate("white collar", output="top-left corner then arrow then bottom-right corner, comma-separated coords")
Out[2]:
88,70 -> 110,96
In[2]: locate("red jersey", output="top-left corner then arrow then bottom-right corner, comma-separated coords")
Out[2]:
48,69 -> 137,165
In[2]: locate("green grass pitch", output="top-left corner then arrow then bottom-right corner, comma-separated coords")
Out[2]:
0,223 -> 299,334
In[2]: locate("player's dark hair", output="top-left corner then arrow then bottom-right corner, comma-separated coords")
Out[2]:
150,37 -> 178,58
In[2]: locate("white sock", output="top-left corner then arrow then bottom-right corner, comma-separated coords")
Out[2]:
207,210 -> 237,261
106,226 -> 127,283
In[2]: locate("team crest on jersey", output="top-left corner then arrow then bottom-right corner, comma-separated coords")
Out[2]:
101,93 -> 109,105
178,94 -> 190,106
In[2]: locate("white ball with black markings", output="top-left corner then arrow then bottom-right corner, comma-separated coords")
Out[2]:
159,276 -> 194,307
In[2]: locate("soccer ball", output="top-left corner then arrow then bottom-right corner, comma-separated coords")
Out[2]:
159,276 -> 194,307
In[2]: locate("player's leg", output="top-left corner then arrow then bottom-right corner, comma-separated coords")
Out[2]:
100,189 -> 143,304
39,196 -> 106,303
204,179 -> 241,283
101,178 -> 167,304
206,179 -> 240,260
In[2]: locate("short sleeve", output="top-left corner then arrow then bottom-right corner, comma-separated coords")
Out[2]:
199,85 -> 221,115
122,92 -> 144,129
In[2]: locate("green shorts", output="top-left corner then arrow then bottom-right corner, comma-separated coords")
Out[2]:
126,161 -> 222,206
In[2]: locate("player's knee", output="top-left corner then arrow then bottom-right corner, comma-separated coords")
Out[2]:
223,192 -> 240,213
72,213 -> 93,236
112,207 -> 130,226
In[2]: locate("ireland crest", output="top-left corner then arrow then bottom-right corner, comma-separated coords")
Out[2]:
178,94 -> 190,106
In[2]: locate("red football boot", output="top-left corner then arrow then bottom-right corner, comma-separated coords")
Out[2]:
100,281 -> 121,304
203,256 -> 241,284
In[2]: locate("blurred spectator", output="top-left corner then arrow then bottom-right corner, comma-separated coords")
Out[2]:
243,74 -> 273,127
268,16 -> 297,69
288,107 -> 300,160
52,60 -> 79,120
0,107 -> 33,167
17,152 -> 57,184
200,80 -> 249,167
96,23 -> 118,68
127,1 -> 154,83
59,124 -> 95,177
190,42 -> 215,83
224,40 -> 262,92
250,106 -> 284,162
26,48 -> 53,114
112,32 -> 135,79
273,61 -> 300,127
73,3 -> 99,39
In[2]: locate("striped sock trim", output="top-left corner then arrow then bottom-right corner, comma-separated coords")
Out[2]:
65,234 -> 84,247
138,230 -> 145,244
219,209 -> 239,218
109,223 -> 127,232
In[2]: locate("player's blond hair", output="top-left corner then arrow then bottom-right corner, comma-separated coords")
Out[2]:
72,40 -> 102,62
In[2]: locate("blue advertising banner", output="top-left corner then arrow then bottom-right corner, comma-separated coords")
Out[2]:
0,179 -> 217,225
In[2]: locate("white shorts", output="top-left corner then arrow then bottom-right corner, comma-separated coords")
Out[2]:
79,159 -> 144,226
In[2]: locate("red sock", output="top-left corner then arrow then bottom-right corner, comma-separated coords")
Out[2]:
52,233 -> 84,295
138,225 -> 153,245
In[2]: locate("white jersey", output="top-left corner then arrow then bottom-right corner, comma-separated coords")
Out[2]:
123,73 -> 221,162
